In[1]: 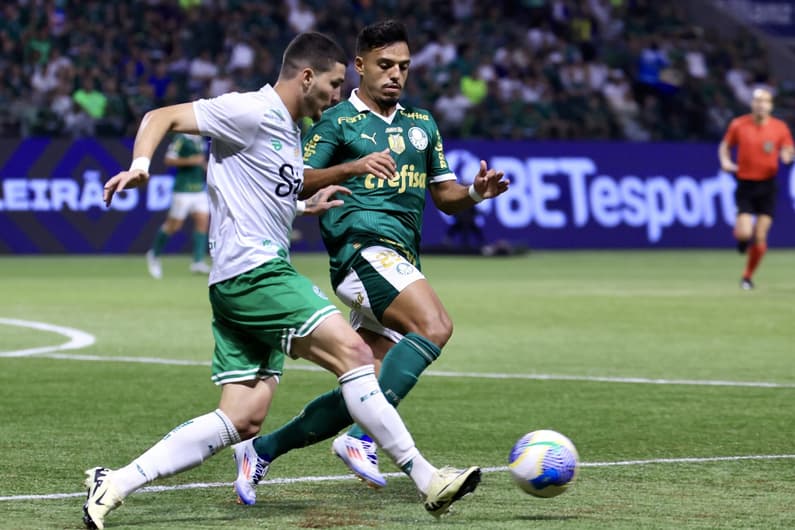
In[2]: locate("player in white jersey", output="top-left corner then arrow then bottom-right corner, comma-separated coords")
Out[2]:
82,32 -> 480,530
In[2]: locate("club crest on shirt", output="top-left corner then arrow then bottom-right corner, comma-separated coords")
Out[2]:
396,262 -> 415,275
408,127 -> 429,151
763,140 -> 774,153
388,133 -> 405,154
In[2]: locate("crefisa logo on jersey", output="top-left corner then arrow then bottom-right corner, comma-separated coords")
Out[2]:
408,127 -> 428,151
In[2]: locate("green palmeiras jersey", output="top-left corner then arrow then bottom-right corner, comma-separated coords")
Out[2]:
303,89 -> 457,288
165,133 -> 207,192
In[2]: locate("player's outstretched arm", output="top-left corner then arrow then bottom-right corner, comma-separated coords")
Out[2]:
429,160 -> 509,215
104,103 -> 199,206
301,149 -> 396,198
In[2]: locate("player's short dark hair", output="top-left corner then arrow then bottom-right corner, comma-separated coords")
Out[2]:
356,20 -> 409,55
280,32 -> 347,78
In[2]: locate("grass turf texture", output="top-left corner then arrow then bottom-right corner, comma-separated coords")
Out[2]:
1,251 -> 793,529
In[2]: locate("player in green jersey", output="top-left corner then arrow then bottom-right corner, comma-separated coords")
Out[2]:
232,20 -> 507,498
145,132 -> 211,278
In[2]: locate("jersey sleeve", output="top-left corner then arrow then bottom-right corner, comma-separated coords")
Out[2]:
193,92 -> 262,150
722,118 -> 738,147
427,115 -> 457,184
780,122 -> 794,148
302,114 -> 340,169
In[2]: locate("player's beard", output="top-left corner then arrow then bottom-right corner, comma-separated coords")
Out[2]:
375,92 -> 400,109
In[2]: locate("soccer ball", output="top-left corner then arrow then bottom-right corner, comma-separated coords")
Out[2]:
508,429 -> 579,498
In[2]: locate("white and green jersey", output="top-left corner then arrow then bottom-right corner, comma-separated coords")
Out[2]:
194,84 -> 304,285
303,89 -> 457,288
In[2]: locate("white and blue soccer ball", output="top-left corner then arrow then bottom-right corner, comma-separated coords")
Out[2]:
508,429 -> 579,498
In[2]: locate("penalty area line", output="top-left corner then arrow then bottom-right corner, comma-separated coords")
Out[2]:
2,454 -> 794,502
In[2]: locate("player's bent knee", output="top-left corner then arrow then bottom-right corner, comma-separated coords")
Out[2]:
232,418 -> 264,440
337,338 -> 375,371
415,315 -> 453,348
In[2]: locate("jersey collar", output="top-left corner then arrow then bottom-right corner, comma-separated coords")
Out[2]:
349,89 -> 403,124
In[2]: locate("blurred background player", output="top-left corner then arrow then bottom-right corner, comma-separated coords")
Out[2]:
719,87 -> 794,290
145,132 -> 211,278
231,20 -> 507,501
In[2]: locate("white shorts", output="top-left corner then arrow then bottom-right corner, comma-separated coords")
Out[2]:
335,245 -> 426,344
168,191 -> 209,220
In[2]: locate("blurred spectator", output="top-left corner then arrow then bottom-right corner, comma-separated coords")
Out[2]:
73,74 -> 107,122
0,0 -> 791,143
97,77 -> 127,136
51,80 -> 92,137
188,50 -> 218,94
635,39 -> 668,102
286,0 -> 316,33
148,60 -> 174,105
434,82 -> 471,133
126,80 -> 156,136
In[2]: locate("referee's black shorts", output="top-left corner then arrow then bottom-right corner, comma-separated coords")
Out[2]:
735,178 -> 777,217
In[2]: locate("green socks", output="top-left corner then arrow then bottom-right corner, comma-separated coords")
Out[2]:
347,332 -> 440,440
192,232 -> 208,263
253,388 -> 351,461
252,332 -> 441,461
151,229 -> 169,256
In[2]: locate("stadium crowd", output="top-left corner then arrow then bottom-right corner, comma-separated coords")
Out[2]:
1,0 -> 793,141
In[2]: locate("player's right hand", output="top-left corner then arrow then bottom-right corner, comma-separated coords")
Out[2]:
352,149 -> 396,180
103,169 -> 149,206
720,161 -> 738,173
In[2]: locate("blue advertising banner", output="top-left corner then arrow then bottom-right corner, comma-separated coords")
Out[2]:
2,138 -> 795,253
426,140 -> 795,250
713,0 -> 795,38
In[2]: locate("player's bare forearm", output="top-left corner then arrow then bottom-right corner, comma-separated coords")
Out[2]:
133,104 -> 199,160
301,150 -> 395,199
430,182 -> 478,215
300,166 -> 354,198
164,154 -> 206,167
431,160 -> 509,214
718,141 -> 737,172
105,103 -> 200,206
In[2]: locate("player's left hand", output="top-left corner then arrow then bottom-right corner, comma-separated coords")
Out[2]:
302,185 -> 352,215
471,160 -> 509,200
781,146 -> 794,164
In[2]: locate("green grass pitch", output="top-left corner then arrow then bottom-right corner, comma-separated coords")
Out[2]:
1,251 -> 794,529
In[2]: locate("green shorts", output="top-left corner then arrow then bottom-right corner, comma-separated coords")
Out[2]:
208,259 -> 339,385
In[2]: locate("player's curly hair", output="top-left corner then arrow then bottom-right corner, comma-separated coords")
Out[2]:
356,20 -> 409,55
280,32 -> 347,78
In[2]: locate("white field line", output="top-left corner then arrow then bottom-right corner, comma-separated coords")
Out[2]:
6,351 -> 795,389
0,318 -> 95,357
2,453 -> 794,502
3,319 -> 794,389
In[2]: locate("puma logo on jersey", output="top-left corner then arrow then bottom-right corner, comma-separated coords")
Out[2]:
360,132 -> 377,144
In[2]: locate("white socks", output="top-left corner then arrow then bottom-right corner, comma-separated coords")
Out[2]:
111,409 -> 241,497
339,365 -> 435,491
